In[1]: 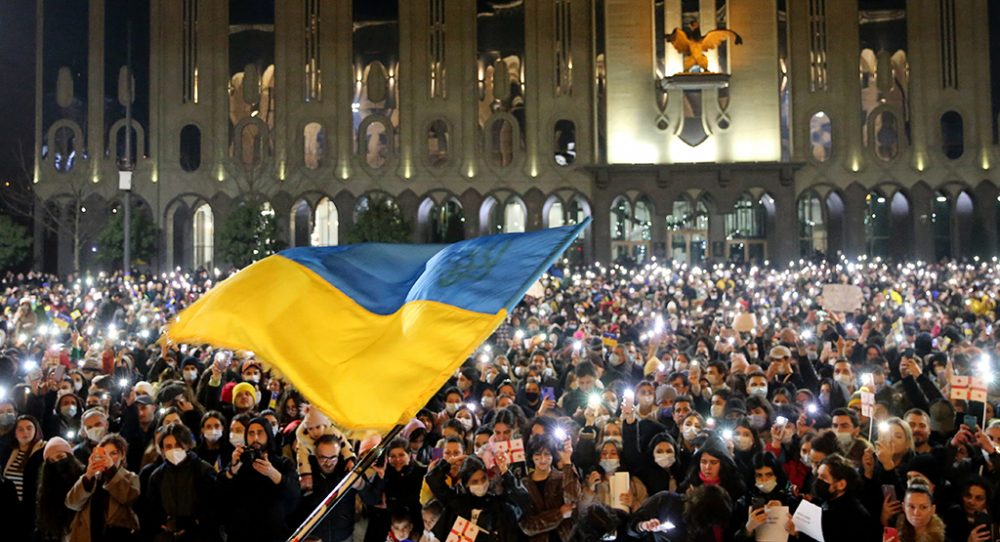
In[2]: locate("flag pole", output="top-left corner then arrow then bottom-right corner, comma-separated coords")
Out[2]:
287,424 -> 404,542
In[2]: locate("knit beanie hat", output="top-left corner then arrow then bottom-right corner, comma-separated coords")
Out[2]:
43,437 -> 73,462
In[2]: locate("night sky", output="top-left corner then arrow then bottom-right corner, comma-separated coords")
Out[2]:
0,2 -> 36,186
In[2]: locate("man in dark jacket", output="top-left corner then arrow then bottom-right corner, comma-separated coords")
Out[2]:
294,434 -> 357,542
787,453 -> 882,542
219,416 -> 300,542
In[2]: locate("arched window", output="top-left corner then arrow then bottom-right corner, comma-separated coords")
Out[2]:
430,199 -> 465,243
798,191 -> 827,256
502,199 -> 526,233
427,120 -> 449,167
364,120 -> 391,169
666,198 -> 708,264
53,126 -> 77,173
554,120 -> 576,166
873,111 -> 900,161
940,111 -> 963,160
865,192 -> 890,257
932,191 -> 951,261
312,197 -> 338,246
809,112 -> 832,162
180,125 -> 201,172
547,200 -> 565,228
193,203 -> 214,269
610,196 -> 652,263
291,200 -> 311,247
304,122 -> 325,169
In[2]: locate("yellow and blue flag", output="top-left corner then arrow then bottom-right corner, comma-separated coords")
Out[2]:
165,221 -> 587,432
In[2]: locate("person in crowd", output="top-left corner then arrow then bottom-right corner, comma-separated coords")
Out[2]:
36,436 -> 87,541
295,404 -> 354,493
735,452 -> 799,541
295,435 -> 363,542
519,434 -> 580,542
146,423 -> 220,541
219,416 -> 299,541
579,438 -> 648,513
65,433 -> 141,542
193,410 -> 231,472
74,407 -> 109,463
784,453 -> 881,541
892,484 -> 946,542
362,437 -> 427,542
630,484 -> 735,542
1,414 -> 46,538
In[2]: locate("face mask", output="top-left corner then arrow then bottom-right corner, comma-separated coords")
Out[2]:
756,479 -> 778,493
204,428 -> 223,443
609,354 -> 623,366
271,424 -> 280,436
638,396 -> 654,408
458,418 -> 473,431
682,426 -> 699,442
481,396 -> 495,409
445,403 -> 460,415
834,374 -> 853,387
735,435 -> 754,451
0,413 -> 14,427
749,385 -> 768,398
654,452 -> 676,468
184,370 -> 198,381
61,405 -> 78,418
245,374 -> 261,384
230,433 -> 245,448
85,426 -> 106,443
606,436 -> 623,446
800,453 -> 812,467
73,380 -> 83,392
750,414 -> 767,430
710,404 -> 725,418
164,448 -> 186,465
600,459 -> 620,473
525,392 -> 540,403
835,431 -> 853,448
812,478 -> 833,501
468,482 -> 489,497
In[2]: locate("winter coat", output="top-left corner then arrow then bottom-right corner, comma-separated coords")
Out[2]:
426,460 -> 531,542
65,467 -> 142,542
146,451 -> 220,541
519,465 -> 581,542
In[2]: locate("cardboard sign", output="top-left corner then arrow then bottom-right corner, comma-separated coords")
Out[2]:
861,391 -> 875,417
610,471 -> 631,512
820,284 -> 863,313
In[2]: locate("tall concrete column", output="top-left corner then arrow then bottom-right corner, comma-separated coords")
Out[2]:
908,184 -> 934,262
842,184 -> 868,259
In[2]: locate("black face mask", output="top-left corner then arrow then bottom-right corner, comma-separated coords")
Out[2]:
812,478 -> 834,502
52,456 -> 74,476
524,392 -> 540,403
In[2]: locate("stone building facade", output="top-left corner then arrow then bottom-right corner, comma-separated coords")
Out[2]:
30,0 -> 1000,273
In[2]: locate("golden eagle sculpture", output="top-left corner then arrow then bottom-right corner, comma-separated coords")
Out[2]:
666,22 -> 744,73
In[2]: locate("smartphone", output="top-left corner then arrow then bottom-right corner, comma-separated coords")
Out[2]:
431,448 -> 444,461
50,365 -> 65,381
751,496 -> 766,510
882,484 -> 898,502
965,415 -> 980,432
541,387 -> 555,402
973,511 -> 991,537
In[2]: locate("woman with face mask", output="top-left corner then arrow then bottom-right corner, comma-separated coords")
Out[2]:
519,434 -> 581,542
0,415 -> 46,539
359,438 -> 427,542
425,452 -> 530,542
146,423 -> 220,541
735,451 -> 799,541
35,437 -> 86,542
730,418 -> 764,475
579,440 -> 648,514
194,410 -> 232,473
65,433 -> 141,542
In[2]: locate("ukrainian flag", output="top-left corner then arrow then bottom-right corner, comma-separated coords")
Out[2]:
165,221 -> 587,432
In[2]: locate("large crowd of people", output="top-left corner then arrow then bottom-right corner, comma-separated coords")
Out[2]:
2,256 -> 1000,542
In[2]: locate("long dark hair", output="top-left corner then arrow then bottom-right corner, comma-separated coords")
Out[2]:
36,453 -> 85,538
682,435 -> 746,497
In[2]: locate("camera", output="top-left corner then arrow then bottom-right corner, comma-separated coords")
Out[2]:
242,446 -> 263,464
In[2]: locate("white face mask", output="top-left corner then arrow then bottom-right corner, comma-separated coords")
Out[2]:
85,426 -> 107,443
458,418 -> 473,431
245,374 -> 261,384
230,433 -> 245,448
445,403 -> 460,415
749,385 -> 768,398
710,404 -> 725,418
468,482 -> 489,497
164,448 -> 186,465
756,478 -> 778,493
73,380 -> 84,392
61,405 -> 78,418
481,396 -> 495,410
734,435 -> 754,451
599,459 -> 620,473
834,374 -> 853,387
204,428 -> 223,443
682,426 -> 699,442
653,452 -> 676,468
183,370 -> 199,381
638,396 -> 654,407
835,431 -> 853,448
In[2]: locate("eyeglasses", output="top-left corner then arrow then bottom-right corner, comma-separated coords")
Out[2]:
316,455 -> 337,463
